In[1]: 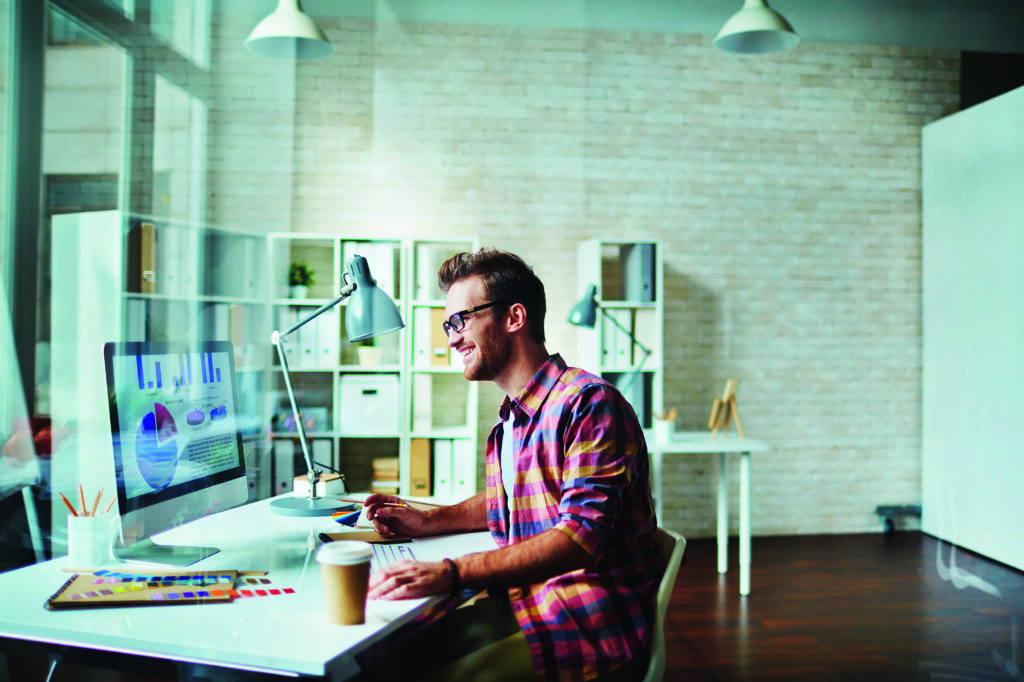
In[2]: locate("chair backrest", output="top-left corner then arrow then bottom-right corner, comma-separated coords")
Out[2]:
642,527 -> 686,682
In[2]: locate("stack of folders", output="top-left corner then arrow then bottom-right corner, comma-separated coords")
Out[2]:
371,457 -> 400,494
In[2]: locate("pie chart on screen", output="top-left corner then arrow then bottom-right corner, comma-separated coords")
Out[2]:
136,403 -> 179,490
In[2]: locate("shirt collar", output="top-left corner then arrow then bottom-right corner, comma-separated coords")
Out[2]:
497,354 -> 567,421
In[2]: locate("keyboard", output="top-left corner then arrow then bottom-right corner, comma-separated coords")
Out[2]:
370,542 -> 416,573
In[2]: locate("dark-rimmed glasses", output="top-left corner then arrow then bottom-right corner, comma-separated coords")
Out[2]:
442,301 -> 509,337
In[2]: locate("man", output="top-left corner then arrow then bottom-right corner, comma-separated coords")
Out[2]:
362,249 -> 661,682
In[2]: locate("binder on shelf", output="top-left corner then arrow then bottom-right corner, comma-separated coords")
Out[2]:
280,308 -> 298,366
620,243 -> 655,302
432,439 -> 454,498
229,305 -> 245,366
241,237 -> 259,299
208,303 -> 230,341
272,438 -> 296,495
371,242 -> 397,300
125,298 -> 146,341
416,244 -> 450,301
430,307 -> 450,366
311,439 -> 334,473
411,373 -> 433,432
452,439 -> 476,500
602,309 -> 631,368
632,307 -> 658,367
126,220 -> 156,294
412,307 -> 432,367
206,232 -> 249,299
410,438 -> 432,496
156,224 -> 188,297
296,308 -> 317,368
316,307 -> 340,368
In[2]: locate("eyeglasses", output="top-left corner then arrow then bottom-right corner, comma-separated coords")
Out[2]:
442,301 -> 509,337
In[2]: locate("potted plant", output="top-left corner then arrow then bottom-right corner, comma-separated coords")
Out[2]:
288,260 -> 315,299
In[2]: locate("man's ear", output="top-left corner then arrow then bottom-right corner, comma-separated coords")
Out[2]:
505,302 -> 528,334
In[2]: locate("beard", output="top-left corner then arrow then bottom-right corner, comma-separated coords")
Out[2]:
462,318 -> 511,382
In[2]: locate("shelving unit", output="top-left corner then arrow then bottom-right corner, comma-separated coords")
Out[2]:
120,214 -> 271,498
266,234 -> 480,502
404,238 -> 479,501
574,239 -> 663,431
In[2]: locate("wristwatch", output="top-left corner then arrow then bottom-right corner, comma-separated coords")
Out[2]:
442,557 -> 460,595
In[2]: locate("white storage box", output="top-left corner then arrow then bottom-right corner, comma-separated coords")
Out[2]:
338,374 -> 400,435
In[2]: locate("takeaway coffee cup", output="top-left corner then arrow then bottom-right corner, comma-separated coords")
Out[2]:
316,541 -> 372,625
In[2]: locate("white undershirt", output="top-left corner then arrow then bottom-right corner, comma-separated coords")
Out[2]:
500,413 -> 515,515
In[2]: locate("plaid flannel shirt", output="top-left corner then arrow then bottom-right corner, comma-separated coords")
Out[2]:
486,355 -> 661,682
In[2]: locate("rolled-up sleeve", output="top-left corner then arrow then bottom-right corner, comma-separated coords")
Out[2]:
555,384 -> 640,562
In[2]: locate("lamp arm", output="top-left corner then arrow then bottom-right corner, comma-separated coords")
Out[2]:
270,281 -> 356,501
598,307 -> 652,394
598,307 -> 652,356
619,345 -> 651,393
278,281 -> 356,340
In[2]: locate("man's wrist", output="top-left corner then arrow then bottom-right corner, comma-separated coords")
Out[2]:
442,558 -> 460,595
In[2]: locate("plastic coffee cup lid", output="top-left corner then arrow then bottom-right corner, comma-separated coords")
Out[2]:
316,540 -> 373,565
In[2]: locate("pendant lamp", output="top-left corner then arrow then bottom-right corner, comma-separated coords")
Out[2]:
714,0 -> 799,54
246,0 -> 333,61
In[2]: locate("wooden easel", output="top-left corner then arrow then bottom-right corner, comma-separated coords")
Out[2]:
708,379 -> 743,439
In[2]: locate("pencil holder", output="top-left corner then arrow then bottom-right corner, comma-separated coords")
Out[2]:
67,514 -> 116,567
653,419 -> 675,444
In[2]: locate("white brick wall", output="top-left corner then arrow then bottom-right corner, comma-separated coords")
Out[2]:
209,17 -> 959,537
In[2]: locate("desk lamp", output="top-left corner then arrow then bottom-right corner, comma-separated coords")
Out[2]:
270,254 -> 404,516
568,284 -> 651,392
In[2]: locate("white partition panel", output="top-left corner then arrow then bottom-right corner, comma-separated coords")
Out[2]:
922,86 -> 1024,570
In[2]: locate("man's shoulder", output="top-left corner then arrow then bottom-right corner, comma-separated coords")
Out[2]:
551,365 -> 618,402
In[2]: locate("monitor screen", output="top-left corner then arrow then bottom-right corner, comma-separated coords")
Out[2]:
103,340 -> 248,565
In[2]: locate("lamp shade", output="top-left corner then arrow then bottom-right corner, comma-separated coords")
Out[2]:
245,0 -> 333,61
344,255 -> 405,342
567,285 -> 599,329
714,0 -> 799,54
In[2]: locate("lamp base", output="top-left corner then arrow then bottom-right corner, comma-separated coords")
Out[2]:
270,496 -> 356,517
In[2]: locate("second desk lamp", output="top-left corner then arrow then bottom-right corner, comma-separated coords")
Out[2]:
568,284 -> 651,392
270,254 -> 404,516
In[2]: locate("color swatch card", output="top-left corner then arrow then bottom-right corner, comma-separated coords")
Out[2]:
44,569 -> 291,610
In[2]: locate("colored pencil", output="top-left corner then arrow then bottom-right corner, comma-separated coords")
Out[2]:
60,493 -> 79,517
78,484 -> 88,516
103,495 -> 117,515
90,489 -> 103,516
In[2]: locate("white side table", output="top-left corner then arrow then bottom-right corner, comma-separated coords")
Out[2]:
648,430 -> 769,596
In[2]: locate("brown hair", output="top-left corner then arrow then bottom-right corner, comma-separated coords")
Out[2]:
437,248 -> 546,344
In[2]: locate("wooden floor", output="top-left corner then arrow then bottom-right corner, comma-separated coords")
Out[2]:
664,532 -> 1024,681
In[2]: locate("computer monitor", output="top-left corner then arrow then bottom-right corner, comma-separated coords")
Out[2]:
103,340 -> 248,566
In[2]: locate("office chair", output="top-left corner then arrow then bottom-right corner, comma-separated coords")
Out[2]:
642,527 -> 686,682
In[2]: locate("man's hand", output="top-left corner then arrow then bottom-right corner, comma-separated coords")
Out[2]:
368,560 -> 451,600
363,494 -> 428,537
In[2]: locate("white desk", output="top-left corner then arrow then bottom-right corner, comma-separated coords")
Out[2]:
648,431 -> 769,596
0,496 -> 494,680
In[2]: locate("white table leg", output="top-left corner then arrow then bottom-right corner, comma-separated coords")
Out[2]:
739,451 -> 750,596
652,448 -> 663,521
717,451 -> 728,574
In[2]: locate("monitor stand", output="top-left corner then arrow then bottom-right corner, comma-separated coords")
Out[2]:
113,537 -> 219,567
